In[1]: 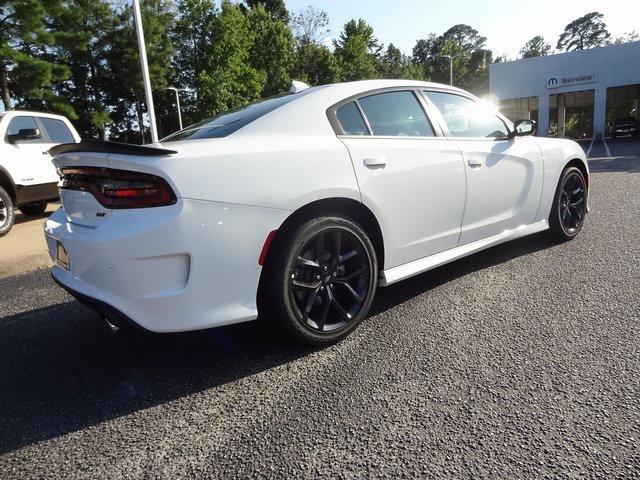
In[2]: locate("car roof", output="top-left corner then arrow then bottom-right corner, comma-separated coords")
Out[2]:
236,79 -> 472,138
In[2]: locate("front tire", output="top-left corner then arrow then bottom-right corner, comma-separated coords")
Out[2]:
19,201 -> 48,216
0,186 -> 15,237
548,166 -> 587,241
261,216 -> 379,345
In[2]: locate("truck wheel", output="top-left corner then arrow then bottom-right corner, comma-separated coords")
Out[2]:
0,186 -> 15,237
19,201 -> 48,216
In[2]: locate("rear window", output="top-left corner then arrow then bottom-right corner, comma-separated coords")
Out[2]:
40,117 -> 75,143
162,88 -> 319,141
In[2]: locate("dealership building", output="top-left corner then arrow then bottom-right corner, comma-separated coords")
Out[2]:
490,41 -> 640,139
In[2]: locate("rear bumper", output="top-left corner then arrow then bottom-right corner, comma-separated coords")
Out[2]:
51,271 -> 147,331
45,199 -> 290,332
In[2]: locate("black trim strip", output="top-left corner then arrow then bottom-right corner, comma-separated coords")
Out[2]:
51,272 -> 151,332
49,140 -> 177,157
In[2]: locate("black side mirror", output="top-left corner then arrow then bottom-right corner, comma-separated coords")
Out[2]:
510,119 -> 536,138
7,128 -> 41,143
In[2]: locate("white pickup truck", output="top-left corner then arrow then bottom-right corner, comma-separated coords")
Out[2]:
0,110 -> 80,236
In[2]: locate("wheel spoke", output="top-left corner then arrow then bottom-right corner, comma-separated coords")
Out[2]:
292,279 -> 322,290
329,290 -> 351,321
336,282 -> 363,304
562,207 -> 572,226
338,249 -> 360,264
302,286 -> 320,321
296,256 -> 320,268
569,197 -> 584,207
330,230 -> 342,265
315,290 -> 331,330
335,265 -> 366,283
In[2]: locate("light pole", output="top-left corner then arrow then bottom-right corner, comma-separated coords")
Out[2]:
167,87 -> 186,131
441,54 -> 461,86
132,0 -> 158,143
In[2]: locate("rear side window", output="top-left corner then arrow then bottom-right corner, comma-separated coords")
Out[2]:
424,91 -> 509,138
358,91 -> 434,137
6,116 -> 42,143
40,118 -> 75,143
336,102 -> 369,135
162,88 -> 320,141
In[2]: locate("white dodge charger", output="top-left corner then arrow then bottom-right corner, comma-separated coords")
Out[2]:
45,80 -> 589,344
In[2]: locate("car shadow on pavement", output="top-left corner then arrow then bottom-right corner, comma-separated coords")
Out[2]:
0,232 -> 558,455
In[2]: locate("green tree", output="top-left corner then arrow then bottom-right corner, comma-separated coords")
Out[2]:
520,35 -> 551,58
0,0 -> 69,112
412,25 -> 489,90
557,12 -> 610,51
170,0 -> 216,128
196,0 -> 263,117
377,43 -> 422,79
247,4 -> 295,96
106,0 -> 174,142
244,0 -> 288,23
293,42 -> 339,85
334,19 -> 380,81
46,0 -> 115,138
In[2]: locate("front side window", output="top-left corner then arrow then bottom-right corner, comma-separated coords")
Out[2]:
336,102 -> 369,135
357,91 -> 434,137
424,91 -> 509,138
40,118 -> 75,143
6,116 -> 41,143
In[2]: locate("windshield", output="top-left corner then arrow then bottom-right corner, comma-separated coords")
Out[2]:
162,88 -> 319,142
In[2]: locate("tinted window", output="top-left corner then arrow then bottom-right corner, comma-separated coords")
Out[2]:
40,118 -> 75,143
424,91 -> 509,138
336,102 -> 369,135
358,91 -> 434,137
6,116 -> 42,143
163,89 -> 319,141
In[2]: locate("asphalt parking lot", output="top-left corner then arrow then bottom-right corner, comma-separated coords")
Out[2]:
1,138 -> 639,478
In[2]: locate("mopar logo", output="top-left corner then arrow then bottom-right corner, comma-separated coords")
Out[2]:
547,76 -> 560,89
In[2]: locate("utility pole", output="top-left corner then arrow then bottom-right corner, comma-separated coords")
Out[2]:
132,0 -> 159,143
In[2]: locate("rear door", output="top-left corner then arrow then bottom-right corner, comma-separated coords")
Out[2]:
333,89 -> 466,269
423,90 -> 544,245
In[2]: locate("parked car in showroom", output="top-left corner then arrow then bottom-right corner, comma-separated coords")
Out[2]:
0,110 -> 80,236
610,116 -> 638,138
45,80 -> 589,345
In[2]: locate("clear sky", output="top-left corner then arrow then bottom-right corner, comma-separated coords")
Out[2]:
285,0 -> 640,58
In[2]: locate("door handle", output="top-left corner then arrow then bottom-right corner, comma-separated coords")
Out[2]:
363,157 -> 386,168
467,156 -> 482,167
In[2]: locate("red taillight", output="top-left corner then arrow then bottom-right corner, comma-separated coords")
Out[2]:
59,167 -> 176,209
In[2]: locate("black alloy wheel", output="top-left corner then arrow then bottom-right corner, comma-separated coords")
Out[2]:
289,227 -> 370,333
549,166 -> 587,241
261,216 -> 378,345
0,186 -> 15,237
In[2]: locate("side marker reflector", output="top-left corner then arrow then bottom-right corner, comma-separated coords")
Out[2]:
258,230 -> 278,266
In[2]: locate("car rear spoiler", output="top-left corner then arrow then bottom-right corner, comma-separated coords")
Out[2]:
49,140 -> 177,157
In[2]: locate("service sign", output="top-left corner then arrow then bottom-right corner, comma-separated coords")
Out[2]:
546,73 -> 596,89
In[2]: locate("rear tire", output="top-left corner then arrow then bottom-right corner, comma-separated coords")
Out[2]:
19,201 -> 48,216
0,186 -> 15,237
260,215 -> 378,346
548,166 -> 587,242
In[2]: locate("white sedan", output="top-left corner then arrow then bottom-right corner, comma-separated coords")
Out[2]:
45,80 -> 589,345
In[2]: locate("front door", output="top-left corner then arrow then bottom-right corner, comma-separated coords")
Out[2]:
422,91 -> 543,245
